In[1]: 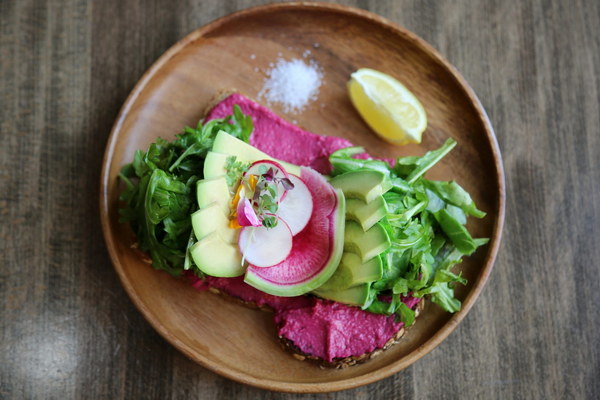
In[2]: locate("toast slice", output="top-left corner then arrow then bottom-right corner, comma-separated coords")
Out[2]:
196,92 -> 424,367
190,273 -> 424,369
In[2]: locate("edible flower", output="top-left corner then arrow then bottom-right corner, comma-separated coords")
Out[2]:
236,198 -> 262,227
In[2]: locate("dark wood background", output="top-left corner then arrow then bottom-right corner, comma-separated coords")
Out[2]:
1,0 -> 598,398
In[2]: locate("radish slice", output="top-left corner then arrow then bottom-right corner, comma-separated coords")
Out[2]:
245,159 -> 290,180
277,174 -> 313,235
238,219 -> 293,267
244,159 -> 291,201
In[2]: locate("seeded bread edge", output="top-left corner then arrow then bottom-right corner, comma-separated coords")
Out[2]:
202,89 -> 239,118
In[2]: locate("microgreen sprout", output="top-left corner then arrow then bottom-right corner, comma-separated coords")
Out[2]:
224,156 -> 250,190
242,166 -> 295,229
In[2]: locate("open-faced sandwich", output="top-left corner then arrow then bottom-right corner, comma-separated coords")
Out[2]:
118,92 -> 487,368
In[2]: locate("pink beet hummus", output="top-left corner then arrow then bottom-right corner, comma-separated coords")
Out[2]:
189,274 -> 419,362
205,93 -> 354,175
201,93 -> 419,362
276,296 -> 420,362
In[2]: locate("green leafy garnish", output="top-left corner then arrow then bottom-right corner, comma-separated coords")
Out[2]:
252,173 -> 281,228
118,105 -> 254,275
328,138 -> 487,323
234,164 -> 295,229
394,138 -> 457,183
224,156 -> 250,189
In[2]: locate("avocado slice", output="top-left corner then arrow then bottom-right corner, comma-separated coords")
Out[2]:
191,202 -> 239,244
196,176 -> 231,216
212,130 -> 301,176
190,232 -> 244,277
330,170 -> 392,203
203,151 -> 231,179
346,196 -> 387,231
344,220 -> 391,262
317,252 -> 383,291
313,284 -> 371,307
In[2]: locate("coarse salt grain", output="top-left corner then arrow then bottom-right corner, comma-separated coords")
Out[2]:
258,57 -> 323,114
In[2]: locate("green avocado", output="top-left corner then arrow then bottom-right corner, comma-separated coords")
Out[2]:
191,202 -> 238,244
212,130 -> 301,176
344,220 -> 391,263
346,196 -> 387,231
317,252 -> 383,291
313,283 -> 371,307
203,151 -> 231,179
329,170 -> 392,203
196,176 -> 231,216
190,232 -> 244,277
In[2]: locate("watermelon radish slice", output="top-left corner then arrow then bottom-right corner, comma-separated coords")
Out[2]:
244,167 -> 346,297
277,174 -> 313,235
238,219 -> 293,267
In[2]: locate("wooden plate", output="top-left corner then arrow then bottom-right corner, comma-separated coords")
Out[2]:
100,2 -> 505,393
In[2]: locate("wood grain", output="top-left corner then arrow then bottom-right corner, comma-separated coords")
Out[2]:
1,0 -> 598,399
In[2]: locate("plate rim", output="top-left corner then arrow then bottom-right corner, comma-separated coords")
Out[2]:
99,1 -> 505,393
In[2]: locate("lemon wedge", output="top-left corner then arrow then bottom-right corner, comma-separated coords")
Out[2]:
348,68 -> 427,145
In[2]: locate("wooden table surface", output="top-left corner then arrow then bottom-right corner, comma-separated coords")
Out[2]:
1,0 -> 598,398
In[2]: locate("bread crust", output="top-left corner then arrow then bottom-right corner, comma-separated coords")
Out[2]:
202,89 -> 239,117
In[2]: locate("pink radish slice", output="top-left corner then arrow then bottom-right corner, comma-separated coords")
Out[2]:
276,174 -> 313,235
245,159 -> 290,179
244,167 -> 346,297
244,159 -> 291,201
238,219 -> 293,267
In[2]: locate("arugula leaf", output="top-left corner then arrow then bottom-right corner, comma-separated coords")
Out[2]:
474,237 -> 490,247
364,299 -> 389,314
425,188 -> 445,213
328,138 -> 487,323
329,147 -> 391,176
118,105 -> 254,275
396,302 -> 416,326
424,180 -> 486,218
183,231 -> 196,272
424,180 -> 464,202
434,208 -> 477,255
445,204 -> 467,225
392,278 -> 409,295
394,138 -> 456,183
422,282 -> 462,312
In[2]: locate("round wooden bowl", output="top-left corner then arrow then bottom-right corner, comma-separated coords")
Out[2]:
100,2 -> 505,393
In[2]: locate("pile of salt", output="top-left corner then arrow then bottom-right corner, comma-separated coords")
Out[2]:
258,57 -> 323,114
